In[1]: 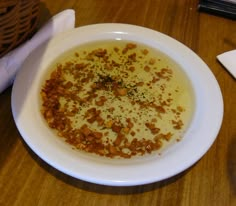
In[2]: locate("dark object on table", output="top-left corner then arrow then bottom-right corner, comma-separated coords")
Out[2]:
0,0 -> 40,58
198,0 -> 236,20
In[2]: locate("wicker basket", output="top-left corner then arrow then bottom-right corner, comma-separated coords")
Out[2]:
0,0 -> 40,57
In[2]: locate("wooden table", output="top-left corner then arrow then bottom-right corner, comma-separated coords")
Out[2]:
0,0 -> 235,205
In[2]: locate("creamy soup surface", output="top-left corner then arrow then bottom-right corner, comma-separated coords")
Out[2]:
40,40 -> 195,158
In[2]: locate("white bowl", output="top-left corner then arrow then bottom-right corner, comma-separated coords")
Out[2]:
11,23 -> 223,186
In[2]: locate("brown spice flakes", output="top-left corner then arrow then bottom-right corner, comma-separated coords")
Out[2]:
115,88 -> 128,96
141,49 -> 149,55
144,65 -> 151,72
93,48 -> 107,57
128,66 -> 135,72
75,63 -> 87,70
155,105 -> 166,113
172,120 -> 184,130
126,43 -> 137,49
40,41 -> 188,159
128,53 -> 137,62
145,122 -> 160,134
155,132 -> 173,141
149,58 -> 156,65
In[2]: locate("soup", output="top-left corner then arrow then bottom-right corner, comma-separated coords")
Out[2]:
40,40 -> 194,158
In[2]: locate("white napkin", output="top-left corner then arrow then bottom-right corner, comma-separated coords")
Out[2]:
217,50 -> 236,79
0,9 -> 75,93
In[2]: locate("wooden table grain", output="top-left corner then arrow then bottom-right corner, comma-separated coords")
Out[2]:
0,0 -> 236,205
